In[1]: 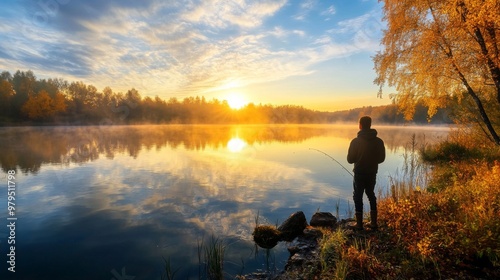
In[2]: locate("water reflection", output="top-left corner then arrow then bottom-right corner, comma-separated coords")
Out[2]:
227,137 -> 247,153
0,124 -> 449,279
0,124 -> 448,174
0,125 -> 327,173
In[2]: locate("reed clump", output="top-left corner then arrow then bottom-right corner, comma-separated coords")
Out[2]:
252,225 -> 281,249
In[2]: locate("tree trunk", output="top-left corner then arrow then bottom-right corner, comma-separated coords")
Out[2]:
474,27 -> 500,107
450,58 -> 500,145
466,85 -> 500,146
444,29 -> 500,146
445,41 -> 500,145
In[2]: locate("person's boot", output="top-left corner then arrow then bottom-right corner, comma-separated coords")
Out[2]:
368,211 -> 378,231
354,212 -> 364,231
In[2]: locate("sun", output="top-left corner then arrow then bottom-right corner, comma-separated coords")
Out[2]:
226,93 -> 247,110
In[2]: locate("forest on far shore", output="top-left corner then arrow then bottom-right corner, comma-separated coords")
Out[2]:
0,70 -> 451,125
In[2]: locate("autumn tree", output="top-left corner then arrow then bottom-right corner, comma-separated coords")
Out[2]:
374,0 -> 500,145
21,90 -> 67,120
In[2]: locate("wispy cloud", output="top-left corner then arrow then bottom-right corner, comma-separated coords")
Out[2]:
293,0 -> 317,20
183,0 -> 286,28
321,5 -> 336,19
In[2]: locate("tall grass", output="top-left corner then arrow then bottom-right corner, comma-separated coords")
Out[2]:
345,200 -> 353,219
198,236 -> 226,280
387,134 -> 429,201
160,236 -> 227,280
319,228 -> 387,280
334,199 -> 340,220
160,257 -> 179,280
319,228 -> 348,279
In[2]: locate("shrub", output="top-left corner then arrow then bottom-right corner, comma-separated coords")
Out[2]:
421,140 -> 480,162
379,160 -> 500,273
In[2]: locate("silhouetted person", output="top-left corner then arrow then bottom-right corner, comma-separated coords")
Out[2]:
347,116 -> 385,230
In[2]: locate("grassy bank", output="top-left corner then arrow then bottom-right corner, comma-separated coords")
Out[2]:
316,135 -> 500,280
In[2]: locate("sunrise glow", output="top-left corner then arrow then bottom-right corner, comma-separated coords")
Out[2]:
226,93 -> 248,110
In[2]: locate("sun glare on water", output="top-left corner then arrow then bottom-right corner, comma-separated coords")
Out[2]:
226,93 -> 247,110
227,137 -> 247,152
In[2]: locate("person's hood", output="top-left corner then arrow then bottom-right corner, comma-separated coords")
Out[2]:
357,128 -> 378,140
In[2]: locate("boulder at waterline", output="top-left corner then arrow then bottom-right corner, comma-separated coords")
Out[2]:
310,212 -> 337,228
277,211 -> 308,242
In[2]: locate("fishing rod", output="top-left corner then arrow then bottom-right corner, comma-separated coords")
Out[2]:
309,148 -> 354,177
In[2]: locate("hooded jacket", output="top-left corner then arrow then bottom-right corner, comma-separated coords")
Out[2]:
347,128 -> 385,175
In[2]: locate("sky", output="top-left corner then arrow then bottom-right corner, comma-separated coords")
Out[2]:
0,0 -> 392,111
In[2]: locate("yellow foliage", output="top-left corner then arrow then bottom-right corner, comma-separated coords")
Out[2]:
379,160 -> 500,264
21,90 -> 67,120
375,0 -> 500,139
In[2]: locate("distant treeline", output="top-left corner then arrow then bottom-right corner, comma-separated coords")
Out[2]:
0,70 -> 451,125
328,103 -> 451,125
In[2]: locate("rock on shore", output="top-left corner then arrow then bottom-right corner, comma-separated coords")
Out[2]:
243,211 -> 339,280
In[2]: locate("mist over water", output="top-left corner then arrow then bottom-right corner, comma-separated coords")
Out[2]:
0,124 -> 449,279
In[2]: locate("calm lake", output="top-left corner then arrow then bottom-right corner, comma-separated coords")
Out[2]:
0,124 -> 449,280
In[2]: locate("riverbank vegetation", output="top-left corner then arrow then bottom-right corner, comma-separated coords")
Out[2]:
315,130 -> 500,280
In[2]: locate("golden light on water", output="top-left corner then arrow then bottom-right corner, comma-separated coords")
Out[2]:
227,137 -> 247,152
